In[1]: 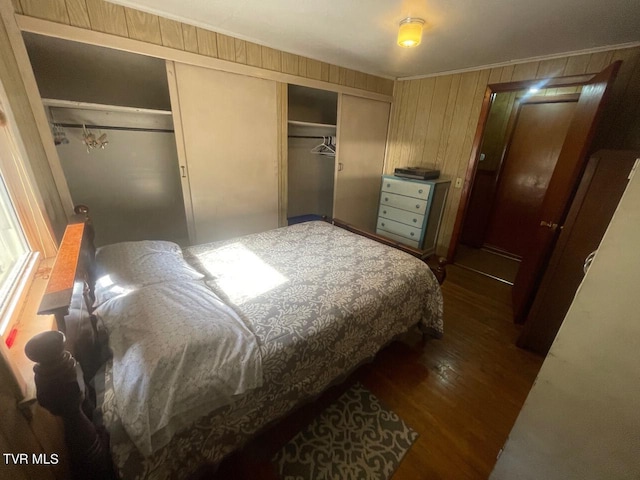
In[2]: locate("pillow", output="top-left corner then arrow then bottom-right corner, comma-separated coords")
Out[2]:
94,281 -> 262,456
93,240 -> 204,306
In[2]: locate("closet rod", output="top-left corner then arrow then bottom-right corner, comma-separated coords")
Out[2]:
288,135 -> 329,139
55,123 -> 174,133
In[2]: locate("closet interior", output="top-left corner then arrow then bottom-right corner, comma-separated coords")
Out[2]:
23,33 -> 188,247
287,85 -> 338,224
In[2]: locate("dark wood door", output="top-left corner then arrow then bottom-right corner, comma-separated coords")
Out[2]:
512,62 -> 621,323
484,97 -> 578,258
518,150 -> 638,354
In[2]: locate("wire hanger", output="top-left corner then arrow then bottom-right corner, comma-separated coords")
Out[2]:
310,136 -> 336,156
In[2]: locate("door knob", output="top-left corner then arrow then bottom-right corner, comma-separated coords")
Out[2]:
540,220 -> 559,230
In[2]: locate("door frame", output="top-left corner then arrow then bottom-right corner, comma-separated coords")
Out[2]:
447,72 -> 600,262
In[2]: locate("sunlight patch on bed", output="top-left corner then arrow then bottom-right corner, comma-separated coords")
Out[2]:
195,243 -> 288,304
95,274 -> 133,298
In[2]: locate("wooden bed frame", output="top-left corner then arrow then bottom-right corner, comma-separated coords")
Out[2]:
24,207 -> 446,480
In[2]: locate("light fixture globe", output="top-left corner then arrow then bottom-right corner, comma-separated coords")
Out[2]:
397,17 -> 425,48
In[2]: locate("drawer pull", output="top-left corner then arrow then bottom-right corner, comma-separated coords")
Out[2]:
415,204 -> 420,209
413,218 -> 417,223
418,189 -> 423,194
385,197 -> 389,202
381,222 -> 385,227
410,232 -> 415,237
386,183 -> 391,187
383,210 -> 387,215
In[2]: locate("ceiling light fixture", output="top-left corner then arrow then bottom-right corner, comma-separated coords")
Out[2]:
397,17 -> 425,48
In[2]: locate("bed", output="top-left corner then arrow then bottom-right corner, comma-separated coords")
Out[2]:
26,208 -> 445,480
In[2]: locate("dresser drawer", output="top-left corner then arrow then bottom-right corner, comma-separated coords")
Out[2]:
378,204 -> 425,227
380,192 -> 428,214
375,228 -> 420,248
381,177 -> 431,200
377,217 -> 422,243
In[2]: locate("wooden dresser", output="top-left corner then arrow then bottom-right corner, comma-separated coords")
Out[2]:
376,175 -> 450,255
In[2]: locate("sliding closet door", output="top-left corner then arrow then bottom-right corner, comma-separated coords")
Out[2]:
170,62 -> 278,244
334,95 -> 390,232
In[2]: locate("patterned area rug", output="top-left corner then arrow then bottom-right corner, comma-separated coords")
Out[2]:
273,383 -> 418,480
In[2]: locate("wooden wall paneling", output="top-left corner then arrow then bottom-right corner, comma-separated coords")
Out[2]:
536,58 -> 568,79
398,80 -> 421,163
422,75 -> 455,171
276,82 -> 288,227
282,52 -> 298,75
338,66 -> 348,86
295,56 -> 306,77
328,64 -> 340,84
233,38 -> 247,64
511,61 -> 540,82
181,23 -> 198,53
20,0 -> 69,24
320,62 -> 330,82
11,0 -> 22,14
621,55 -> 640,148
383,81 -> 403,170
387,81 -> 410,170
435,74 -> 461,169
562,53 -> 591,75
216,33 -> 235,61
354,71 -> 367,90
124,7 -> 161,45
85,0 -> 128,37
586,51 -> 614,73
409,77 -> 436,165
261,45 -> 281,71
245,41 -> 262,67
438,71 -> 484,251
488,67 -> 504,84
64,0 -> 90,29
597,47 -> 640,149
158,17 -> 184,50
196,27 -> 217,57
306,59 -> 322,80
345,68 -> 356,87
500,65 -> 515,83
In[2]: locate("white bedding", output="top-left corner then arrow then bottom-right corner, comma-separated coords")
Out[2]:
94,280 -> 263,456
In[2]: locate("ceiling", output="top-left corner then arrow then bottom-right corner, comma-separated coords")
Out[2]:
109,0 -> 640,79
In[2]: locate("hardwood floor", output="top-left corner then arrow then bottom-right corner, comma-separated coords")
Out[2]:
359,265 -> 543,479
209,265 -> 544,480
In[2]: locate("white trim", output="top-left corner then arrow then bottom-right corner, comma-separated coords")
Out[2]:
16,15 -> 393,103
105,0 -> 396,81
398,42 -> 640,81
41,98 -> 172,115
0,252 -> 39,338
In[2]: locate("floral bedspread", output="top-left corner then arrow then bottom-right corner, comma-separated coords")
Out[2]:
99,221 -> 443,479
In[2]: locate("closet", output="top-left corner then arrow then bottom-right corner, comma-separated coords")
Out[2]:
23,29 -> 392,247
287,85 -> 338,223
167,62 -> 279,245
23,33 -> 188,247
287,86 -> 391,232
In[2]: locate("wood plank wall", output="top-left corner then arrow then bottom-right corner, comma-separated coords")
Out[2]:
10,0 -> 393,96
386,46 -> 640,256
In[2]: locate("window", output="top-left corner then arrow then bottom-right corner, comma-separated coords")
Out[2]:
0,172 -> 30,335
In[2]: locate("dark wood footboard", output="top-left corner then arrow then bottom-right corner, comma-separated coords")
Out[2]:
29,208 -> 115,479
331,218 -> 447,285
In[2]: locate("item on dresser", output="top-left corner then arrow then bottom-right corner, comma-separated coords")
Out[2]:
377,175 -> 451,255
394,166 -> 441,180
